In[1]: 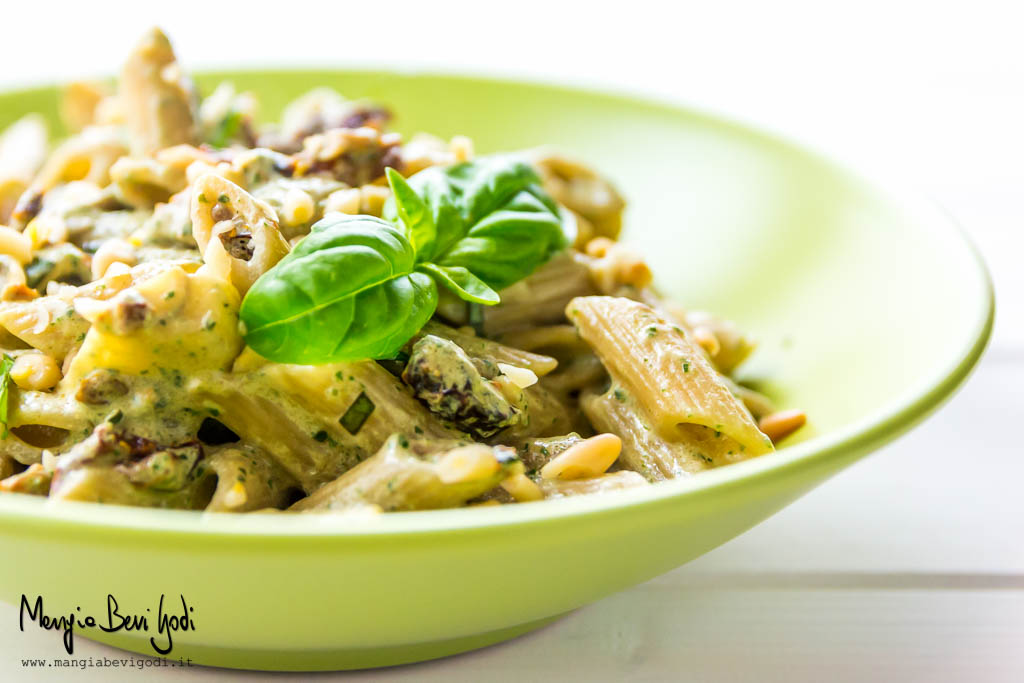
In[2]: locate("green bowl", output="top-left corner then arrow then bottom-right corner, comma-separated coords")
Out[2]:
0,70 -> 993,671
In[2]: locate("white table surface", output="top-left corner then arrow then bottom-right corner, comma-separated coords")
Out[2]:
2,1 -> 1022,680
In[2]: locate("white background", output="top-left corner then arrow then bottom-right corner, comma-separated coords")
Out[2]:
1,1 -> 1023,680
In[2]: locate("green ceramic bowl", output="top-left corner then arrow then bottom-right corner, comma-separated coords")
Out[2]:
0,70 -> 992,671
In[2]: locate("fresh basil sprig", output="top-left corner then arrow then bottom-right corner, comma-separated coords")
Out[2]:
383,156 -> 568,289
240,155 -> 569,364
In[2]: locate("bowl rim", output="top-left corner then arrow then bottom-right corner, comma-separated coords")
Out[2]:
0,68 -> 995,539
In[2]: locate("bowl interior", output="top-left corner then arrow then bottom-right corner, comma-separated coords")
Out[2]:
0,70 -> 992,530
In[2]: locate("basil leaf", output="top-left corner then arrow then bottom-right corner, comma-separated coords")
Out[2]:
416,263 -> 500,305
459,156 -> 547,225
240,215 -> 438,364
437,188 -> 567,290
385,168 -> 464,263
0,353 -> 14,439
383,155 -> 569,291
385,168 -> 435,256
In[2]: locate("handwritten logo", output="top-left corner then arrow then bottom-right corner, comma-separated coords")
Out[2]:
19,594 -> 195,655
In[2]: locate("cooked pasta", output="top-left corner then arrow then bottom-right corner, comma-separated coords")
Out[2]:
0,29 -> 806,514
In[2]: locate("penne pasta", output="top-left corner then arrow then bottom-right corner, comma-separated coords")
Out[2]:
204,445 -> 298,513
567,296 -> 773,457
291,434 -> 521,512
481,251 -> 598,335
582,385 -> 711,480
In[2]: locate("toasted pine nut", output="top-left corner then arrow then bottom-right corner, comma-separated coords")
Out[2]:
584,236 -> 615,258
359,185 -> 391,217
692,325 -> 721,357
619,257 -> 653,289
541,433 -> 622,480
449,135 -> 474,162
324,188 -> 361,215
10,352 -> 62,391
759,409 -> 807,443
436,445 -> 499,484
496,363 -> 538,389
281,187 -> 315,228
500,472 -> 544,502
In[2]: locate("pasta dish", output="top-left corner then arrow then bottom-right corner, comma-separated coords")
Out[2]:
0,29 -> 805,513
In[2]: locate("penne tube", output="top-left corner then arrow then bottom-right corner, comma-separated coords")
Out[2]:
486,383 -> 576,449
119,28 -> 197,155
567,296 -> 772,457
48,424 -> 216,509
291,434 -> 521,512
203,445 -> 298,513
582,386 -> 712,480
194,359 -> 459,492
482,250 -> 597,335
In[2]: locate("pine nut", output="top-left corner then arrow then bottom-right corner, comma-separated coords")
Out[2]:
324,188 -> 361,215
500,472 -> 544,502
496,363 -> 538,389
540,433 -> 622,480
758,409 -> 807,443
584,236 -> 615,258
435,445 -> 499,484
281,187 -> 315,228
692,325 -> 721,357
10,352 -> 62,391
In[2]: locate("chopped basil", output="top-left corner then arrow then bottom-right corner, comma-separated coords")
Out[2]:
339,392 -> 375,435
468,303 -> 486,337
0,354 -> 14,438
